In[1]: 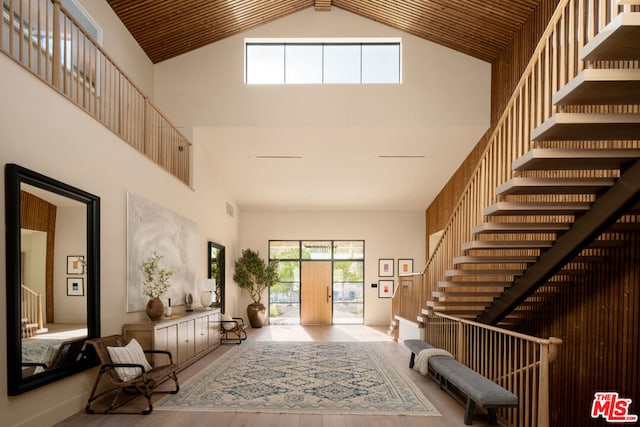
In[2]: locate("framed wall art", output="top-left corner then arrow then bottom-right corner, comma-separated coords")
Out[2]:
66,277 -> 84,296
398,258 -> 414,275
378,280 -> 394,298
66,255 -> 85,275
378,258 -> 394,277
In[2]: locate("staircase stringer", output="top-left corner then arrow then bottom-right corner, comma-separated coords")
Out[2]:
479,159 -> 640,324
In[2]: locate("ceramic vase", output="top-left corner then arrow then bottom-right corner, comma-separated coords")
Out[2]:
146,297 -> 164,321
247,302 -> 266,328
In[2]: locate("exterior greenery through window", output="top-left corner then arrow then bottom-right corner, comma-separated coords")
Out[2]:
269,240 -> 364,324
245,39 -> 401,84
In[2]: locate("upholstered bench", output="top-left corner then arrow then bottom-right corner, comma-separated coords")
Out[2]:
429,356 -> 518,424
404,339 -> 518,425
404,339 -> 434,369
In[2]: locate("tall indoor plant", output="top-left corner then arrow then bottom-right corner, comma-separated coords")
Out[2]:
233,248 -> 277,328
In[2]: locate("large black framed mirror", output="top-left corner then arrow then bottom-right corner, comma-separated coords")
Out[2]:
208,241 -> 225,314
5,164 -> 100,395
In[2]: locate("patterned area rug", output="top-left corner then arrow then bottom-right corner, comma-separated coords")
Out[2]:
156,341 -> 439,416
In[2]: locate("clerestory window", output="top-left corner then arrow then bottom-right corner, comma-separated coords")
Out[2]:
245,38 -> 401,84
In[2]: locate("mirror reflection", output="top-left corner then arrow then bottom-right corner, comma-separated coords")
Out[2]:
208,242 -> 225,313
20,184 -> 88,379
6,163 -> 100,396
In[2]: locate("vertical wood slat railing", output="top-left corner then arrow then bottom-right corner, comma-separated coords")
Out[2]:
389,1 -> 639,424
1,0 -> 191,185
21,284 -> 43,336
391,0 -> 640,326
424,312 -> 563,427
390,272 -> 425,336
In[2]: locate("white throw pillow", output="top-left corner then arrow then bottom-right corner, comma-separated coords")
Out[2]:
107,338 -> 152,381
221,313 -> 236,331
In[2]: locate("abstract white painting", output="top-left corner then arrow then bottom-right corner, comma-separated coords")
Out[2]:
126,193 -> 199,312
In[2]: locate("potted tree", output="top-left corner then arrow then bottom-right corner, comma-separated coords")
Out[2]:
233,248 -> 278,328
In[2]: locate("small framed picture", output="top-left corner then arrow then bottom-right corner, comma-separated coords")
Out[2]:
398,258 -> 414,275
67,278 -> 84,296
378,258 -> 394,277
378,280 -> 394,298
67,255 -> 85,275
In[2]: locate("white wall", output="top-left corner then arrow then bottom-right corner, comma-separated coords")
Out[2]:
0,54 -> 239,426
54,206 -> 87,324
238,210 -> 425,326
153,7 -> 490,141
20,231 -> 47,293
75,0 -> 155,96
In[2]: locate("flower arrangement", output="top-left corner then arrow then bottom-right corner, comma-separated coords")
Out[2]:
140,251 -> 174,298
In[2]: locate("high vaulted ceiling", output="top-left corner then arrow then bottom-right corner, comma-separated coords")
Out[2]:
107,0 -> 542,64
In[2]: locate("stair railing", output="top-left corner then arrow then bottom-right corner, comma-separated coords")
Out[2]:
416,0 -> 640,322
0,0 -> 191,185
390,271 -> 425,331
21,284 -> 43,333
424,312 -> 563,427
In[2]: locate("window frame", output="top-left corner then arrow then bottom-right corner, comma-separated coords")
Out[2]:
268,240 -> 365,325
245,38 -> 401,85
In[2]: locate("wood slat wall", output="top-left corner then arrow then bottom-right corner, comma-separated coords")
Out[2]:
492,0 -> 561,125
519,233 -> 640,426
426,0 -> 561,250
20,191 -> 57,324
426,129 -> 491,254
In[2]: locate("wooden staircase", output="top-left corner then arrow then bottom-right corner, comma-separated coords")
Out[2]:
424,12 -> 640,327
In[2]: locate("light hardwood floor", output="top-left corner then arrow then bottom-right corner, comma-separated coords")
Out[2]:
55,325 -> 494,427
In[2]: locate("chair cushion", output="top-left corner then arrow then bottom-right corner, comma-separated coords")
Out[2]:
107,338 -> 152,381
221,313 -> 237,331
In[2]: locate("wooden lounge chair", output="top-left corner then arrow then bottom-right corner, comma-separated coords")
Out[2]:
84,335 -> 179,415
220,315 -> 248,344
22,337 -> 86,378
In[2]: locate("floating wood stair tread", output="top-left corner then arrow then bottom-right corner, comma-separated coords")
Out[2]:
438,281 -> 511,288
462,240 -> 553,250
472,222 -> 571,234
608,222 -> 640,232
432,291 -> 503,298
513,149 -> 640,171
446,268 -> 584,278
530,113 -> 640,141
427,300 -> 489,307
464,238 -> 621,251
427,300 -> 491,308
581,12 -> 640,60
589,239 -> 625,248
496,177 -> 615,195
453,255 -> 539,264
445,269 -> 524,277
483,201 -> 591,216
422,308 -> 478,318
553,69 -> 640,105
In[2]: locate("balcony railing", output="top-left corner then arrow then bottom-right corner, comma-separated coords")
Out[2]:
1,0 -> 191,184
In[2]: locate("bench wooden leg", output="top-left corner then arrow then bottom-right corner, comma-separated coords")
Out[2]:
409,352 -> 416,369
464,398 -> 474,425
488,408 -> 497,425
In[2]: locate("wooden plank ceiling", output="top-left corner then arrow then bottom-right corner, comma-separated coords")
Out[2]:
106,0 -> 542,64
